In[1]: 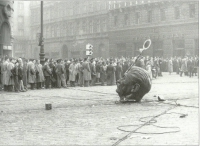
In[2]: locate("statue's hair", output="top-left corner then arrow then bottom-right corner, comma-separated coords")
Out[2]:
125,66 -> 151,99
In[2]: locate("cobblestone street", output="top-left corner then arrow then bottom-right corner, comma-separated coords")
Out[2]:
0,73 -> 198,145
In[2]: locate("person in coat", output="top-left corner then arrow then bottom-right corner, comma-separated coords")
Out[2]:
69,60 -> 77,87
49,59 -> 57,88
100,62 -> 107,86
18,58 -> 26,92
0,58 -> 2,91
96,61 -> 101,83
187,57 -> 195,78
77,60 -> 84,87
122,61 -> 129,76
43,59 -> 52,89
82,58 -> 91,87
180,57 -> 187,77
56,59 -> 67,88
12,61 -> 20,92
65,60 -> 70,85
35,60 -> 45,89
27,59 -> 36,90
107,61 -> 116,86
22,58 -> 28,90
90,60 -> 97,86
115,62 -> 123,82
168,58 -> 173,75
2,56 -> 9,91
146,60 -> 152,80
7,58 -> 15,92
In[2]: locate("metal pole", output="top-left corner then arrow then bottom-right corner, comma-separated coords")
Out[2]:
40,1 -> 45,65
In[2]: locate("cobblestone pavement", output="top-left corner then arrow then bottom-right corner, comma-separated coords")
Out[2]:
0,73 -> 198,145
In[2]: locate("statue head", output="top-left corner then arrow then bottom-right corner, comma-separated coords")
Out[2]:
116,66 -> 152,102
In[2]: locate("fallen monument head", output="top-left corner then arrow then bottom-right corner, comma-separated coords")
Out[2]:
116,66 -> 152,102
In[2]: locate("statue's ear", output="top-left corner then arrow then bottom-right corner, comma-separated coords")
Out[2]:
131,83 -> 140,93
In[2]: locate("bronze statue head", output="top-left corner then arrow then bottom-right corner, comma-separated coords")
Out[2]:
116,66 -> 152,102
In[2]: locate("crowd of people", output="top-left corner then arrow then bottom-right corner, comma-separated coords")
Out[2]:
0,55 -> 199,92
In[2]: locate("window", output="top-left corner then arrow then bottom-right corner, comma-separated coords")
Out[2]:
109,1 -> 112,9
57,25 -> 60,37
79,22 -> 82,35
18,16 -> 24,23
69,7 -> 73,15
174,7 -> 180,19
102,19 -> 107,32
160,9 -> 166,21
189,4 -> 195,18
47,26 -> 50,38
135,12 -> 140,24
65,23 -> 68,36
18,3 -> 24,10
114,1 -> 116,9
89,21 -> 93,33
114,15 -> 118,26
19,29 -> 24,36
97,2 -> 101,11
124,14 -> 129,25
83,2 -> 87,13
51,26 -> 54,38
70,23 -> 74,35
147,10 -> 152,23
89,2 -> 93,12
97,20 -> 100,32
82,21 -> 86,33
76,22 -> 79,35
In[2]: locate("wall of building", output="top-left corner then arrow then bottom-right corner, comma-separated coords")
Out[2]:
29,1 -> 110,59
108,0 -> 199,58
0,1 -> 14,58
12,1 -> 30,58
27,0 -> 199,59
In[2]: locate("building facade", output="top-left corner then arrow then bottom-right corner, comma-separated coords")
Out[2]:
12,1 -> 31,58
0,1 -> 14,58
29,1 -> 109,59
108,0 -> 199,58
28,0 -> 199,59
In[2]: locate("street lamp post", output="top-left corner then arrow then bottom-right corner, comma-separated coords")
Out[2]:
39,1 -> 45,65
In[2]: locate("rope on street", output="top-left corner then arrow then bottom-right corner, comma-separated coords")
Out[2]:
112,105 -> 178,146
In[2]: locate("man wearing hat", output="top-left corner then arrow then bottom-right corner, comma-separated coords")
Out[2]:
107,61 -> 116,86
27,59 -> 36,90
49,58 -> 57,88
77,59 -> 84,87
2,56 -> 9,91
90,59 -> 97,86
69,59 -> 77,87
82,58 -> 91,87
65,60 -> 70,85
7,57 -> 15,91
43,58 -> 52,89
56,59 -> 67,88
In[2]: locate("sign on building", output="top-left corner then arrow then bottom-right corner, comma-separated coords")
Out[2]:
86,43 -> 93,56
